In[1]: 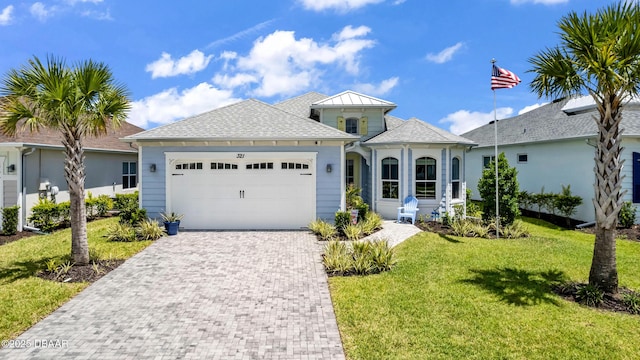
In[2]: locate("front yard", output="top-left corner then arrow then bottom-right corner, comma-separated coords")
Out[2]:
0,217 -> 152,342
329,218 -> 640,359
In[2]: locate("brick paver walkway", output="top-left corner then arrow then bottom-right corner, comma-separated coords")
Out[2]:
1,232 -> 345,359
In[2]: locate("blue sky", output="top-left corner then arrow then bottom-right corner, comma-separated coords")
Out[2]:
0,0 -> 617,133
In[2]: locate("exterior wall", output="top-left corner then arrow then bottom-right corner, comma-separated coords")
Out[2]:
465,139 -> 596,222
319,108 -> 386,140
138,145 -> 343,223
372,145 -> 469,220
22,149 -> 138,225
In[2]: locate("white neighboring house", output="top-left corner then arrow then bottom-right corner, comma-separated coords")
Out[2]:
0,122 -> 143,231
461,96 -> 640,224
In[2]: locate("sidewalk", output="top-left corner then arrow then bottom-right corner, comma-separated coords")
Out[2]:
361,220 -> 422,247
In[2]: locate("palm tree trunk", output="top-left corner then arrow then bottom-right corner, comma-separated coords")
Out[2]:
62,125 -> 89,265
589,94 -> 623,293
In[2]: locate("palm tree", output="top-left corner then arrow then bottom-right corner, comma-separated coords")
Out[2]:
0,56 -> 130,265
529,2 -> 640,293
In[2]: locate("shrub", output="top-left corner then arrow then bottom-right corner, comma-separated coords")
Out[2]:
451,220 -> 474,237
94,194 -> 114,217
351,241 -> 374,275
113,192 -> 138,210
470,222 -> 490,238
619,201 -> 637,229
500,220 -> 530,239
57,201 -> 70,226
119,207 -> 147,225
452,204 -> 464,222
308,219 -> 326,234
318,222 -> 338,241
335,211 -> 351,233
106,223 -> 136,242
622,292 -> 640,314
322,241 -> 352,275
518,190 -> 533,211
28,198 -> 60,232
355,202 -> 369,222
555,185 -> 582,226
2,205 -> 19,235
359,212 -> 382,236
477,153 -> 520,226
442,212 -> 452,227
369,239 -> 397,272
576,284 -> 604,307
136,219 -> 165,240
343,224 -> 363,241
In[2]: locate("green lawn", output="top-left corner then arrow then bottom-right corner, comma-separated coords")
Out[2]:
0,217 -> 153,342
329,218 -> 640,360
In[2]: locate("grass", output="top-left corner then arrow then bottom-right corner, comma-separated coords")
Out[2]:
0,217 -> 152,342
329,217 -> 640,360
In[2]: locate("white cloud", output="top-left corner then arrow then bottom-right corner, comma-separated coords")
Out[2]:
510,0 -> 568,4
206,19 -> 276,49
66,0 -> 103,4
518,102 -> 547,115
393,0 -> 406,4
298,0 -> 384,12
146,50 -> 214,79
128,83 -> 241,128
426,42 -> 464,64
219,25 -> 375,97
30,2 -> 54,21
0,5 -> 13,25
353,77 -> 399,96
439,107 -> 514,135
81,9 -> 112,20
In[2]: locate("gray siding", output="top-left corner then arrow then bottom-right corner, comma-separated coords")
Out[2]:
3,180 -> 17,207
23,149 -> 136,195
140,145 -> 343,222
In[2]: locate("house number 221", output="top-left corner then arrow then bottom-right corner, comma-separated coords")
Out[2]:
236,154 -> 245,158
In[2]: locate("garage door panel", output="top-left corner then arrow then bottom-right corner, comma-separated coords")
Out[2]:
169,155 -> 315,230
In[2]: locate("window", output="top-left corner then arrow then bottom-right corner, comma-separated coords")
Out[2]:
211,162 -> 238,170
483,155 -> 496,169
346,159 -> 354,185
518,154 -> 528,163
381,157 -> 399,199
345,117 -> 358,134
122,161 -> 137,189
246,162 -> 273,170
416,157 -> 436,199
451,157 -> 460,199
281,162 -> 309,170
176,162 -> 203,170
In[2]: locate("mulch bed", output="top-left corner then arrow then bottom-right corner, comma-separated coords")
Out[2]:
0,231 -> 38,246
37,259 -> 125,283
553,283 -> 639,315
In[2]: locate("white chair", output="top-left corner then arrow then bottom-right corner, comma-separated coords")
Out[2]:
397,196 -> 419,224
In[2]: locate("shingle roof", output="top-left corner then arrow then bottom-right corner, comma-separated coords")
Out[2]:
0,121 -> 143,152
125,98 -> 358,141
384,115 -> 405,130
311,90 -> 397,110
273,91 -> 327,119
461,98 -> 640,148
365,118 -> 476,146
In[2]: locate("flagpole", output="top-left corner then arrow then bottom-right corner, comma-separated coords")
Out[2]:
492,59 -> 500,239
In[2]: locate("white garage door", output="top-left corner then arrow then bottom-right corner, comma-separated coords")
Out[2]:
167,152 -> 316,229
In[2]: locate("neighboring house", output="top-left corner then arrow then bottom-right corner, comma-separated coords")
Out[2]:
0,122 -> 143,231
124,90 -> 476,230
461,96 -> 640,224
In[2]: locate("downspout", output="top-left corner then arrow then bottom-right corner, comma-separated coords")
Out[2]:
19,147 -> 36,231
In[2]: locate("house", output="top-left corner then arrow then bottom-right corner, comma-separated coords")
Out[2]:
461,96 -> 640,223
124,90 -> 476,230
0,122 -> 143,230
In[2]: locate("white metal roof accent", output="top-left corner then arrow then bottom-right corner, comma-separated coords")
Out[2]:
311,90 -> 396,109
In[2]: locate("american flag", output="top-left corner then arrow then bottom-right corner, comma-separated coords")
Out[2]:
491,64 -> 521,90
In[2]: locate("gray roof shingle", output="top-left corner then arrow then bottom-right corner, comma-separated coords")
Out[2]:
384,115 -> 405,130
125,98 -> 358,141
273,91 -> 327,119
461,98 -> 640,148
365,118 -> 476,145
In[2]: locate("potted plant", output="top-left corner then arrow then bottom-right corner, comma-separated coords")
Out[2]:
160,211 -> 183,236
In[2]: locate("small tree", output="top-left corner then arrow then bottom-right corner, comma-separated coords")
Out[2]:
555,185 -> 583,227
477,153 -> 520,226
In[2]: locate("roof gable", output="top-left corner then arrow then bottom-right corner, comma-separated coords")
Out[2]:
311,90 -> 396,110
125,98 -> 357,141
365,118 -> 476,145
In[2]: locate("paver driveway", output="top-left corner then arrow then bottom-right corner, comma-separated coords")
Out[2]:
1,231 -> 345,360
